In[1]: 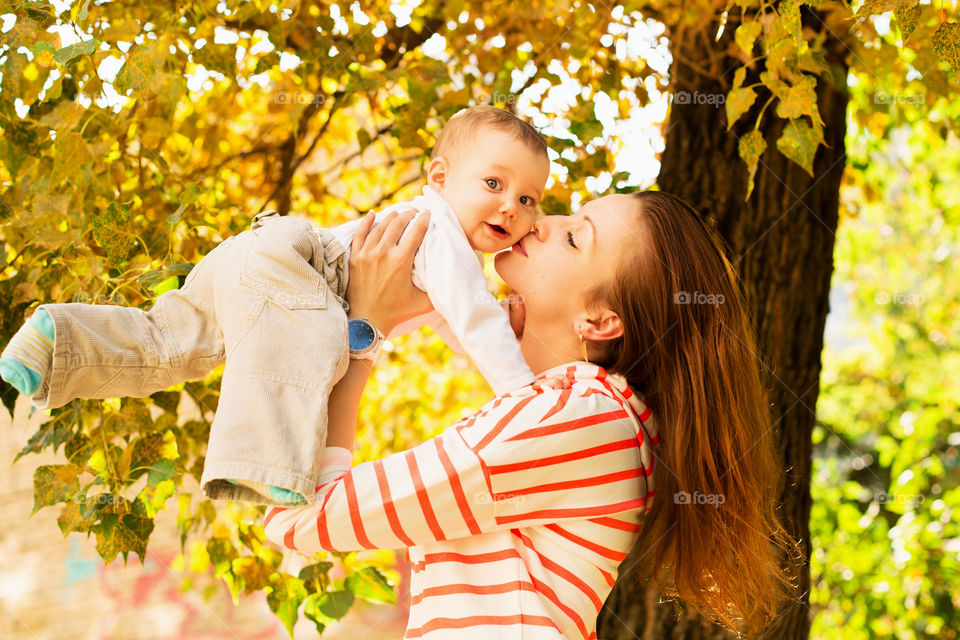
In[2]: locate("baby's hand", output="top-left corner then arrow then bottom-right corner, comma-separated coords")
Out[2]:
533,373 -> 573,391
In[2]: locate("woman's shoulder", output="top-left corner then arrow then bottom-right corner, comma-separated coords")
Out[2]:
455,363 -> 644,454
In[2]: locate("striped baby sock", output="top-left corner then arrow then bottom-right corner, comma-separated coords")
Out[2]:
226,479 -> 307,505
0,309 -> 54,396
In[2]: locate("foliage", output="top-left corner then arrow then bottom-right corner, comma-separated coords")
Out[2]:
0,0 -> 957,636
810,83 -> 960,637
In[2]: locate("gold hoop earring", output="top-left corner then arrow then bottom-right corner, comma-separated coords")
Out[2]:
579,331 -> 590,363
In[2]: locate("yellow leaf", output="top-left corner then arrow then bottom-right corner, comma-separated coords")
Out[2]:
726,85 -> 758,130
738,130 -> 767,201
932,22 -> 960,71
735,21 -> 763,57
775,75 -> 822,124
776,118 -> 823,177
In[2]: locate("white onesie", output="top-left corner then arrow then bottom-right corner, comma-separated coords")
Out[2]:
329,186 -> 534,395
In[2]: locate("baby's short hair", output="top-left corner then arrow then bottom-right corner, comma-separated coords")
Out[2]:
431,105 -> 548,162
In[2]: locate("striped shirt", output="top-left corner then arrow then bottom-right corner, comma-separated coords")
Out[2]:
263,362 -> 659,639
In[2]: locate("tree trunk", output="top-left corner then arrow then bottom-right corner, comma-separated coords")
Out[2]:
597,10 -> 850,640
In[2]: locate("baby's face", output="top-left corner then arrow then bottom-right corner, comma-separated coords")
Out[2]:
430,128 -> 550,254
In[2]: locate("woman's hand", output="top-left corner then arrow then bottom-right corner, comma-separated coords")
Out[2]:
347,208 -> 433,335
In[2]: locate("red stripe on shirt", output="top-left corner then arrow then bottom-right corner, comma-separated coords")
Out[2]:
373,459 -> 415,547
494,468 -> 643,498
487,437 -> 637,475
343,472 -> 375,549
433,438 -> 482,536
539,387 -> 572,422
406,614 -> 561,638
410,580 -> 536,605
515,530 -> 604,610
263,506 -> 284,528
420,548 -> 522,567
545,523 -> 628,561
588,516 -> 643,533
528,570 -> 589,637
505,409 -> 628,441
495,497 -> 649,525
405,450 -> 446,541
475,394 -> 538,450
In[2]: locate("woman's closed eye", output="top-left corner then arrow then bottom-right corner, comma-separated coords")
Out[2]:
566,231 -> 577,249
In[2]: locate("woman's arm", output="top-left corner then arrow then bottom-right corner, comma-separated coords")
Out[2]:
264,382 -> 649,553
325,208 -> 433,451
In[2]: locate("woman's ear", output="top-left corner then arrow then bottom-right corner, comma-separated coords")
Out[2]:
577,309 -> 624,342
426,157 -> 448,190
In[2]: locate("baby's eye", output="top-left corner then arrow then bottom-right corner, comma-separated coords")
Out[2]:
486,178 -> 501,190
519,195 -> 534,206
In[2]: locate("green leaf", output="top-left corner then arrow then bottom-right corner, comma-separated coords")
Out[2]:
738,130 -> 767,201
932,22 -> 960,72
345,566 -> 396,605
93,512 -> 154,563
57,498 -> 97,535
266,574 -> 307,638
301,595 -> 327,635
138,478 -> 175,517
137,263 -> 195,290
299,561 -> 334,593
32,464 -> 82,514
53,39 -> 99,65
734,21 -> 762,56
304,590 -> 354,627
153,275 -> 180,296
206,536 -> 238,570
147,459 -> 176,486
776,118 -> 822,177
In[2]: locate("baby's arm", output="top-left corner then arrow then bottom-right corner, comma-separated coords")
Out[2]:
413,214 -> 534,395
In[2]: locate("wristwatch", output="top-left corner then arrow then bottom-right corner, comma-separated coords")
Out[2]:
348,317 -> 385,361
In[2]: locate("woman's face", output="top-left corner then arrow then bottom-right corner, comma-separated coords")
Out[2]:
495,193 -> 641,335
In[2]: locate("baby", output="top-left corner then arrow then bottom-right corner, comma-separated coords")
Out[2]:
0,105 -> 551,505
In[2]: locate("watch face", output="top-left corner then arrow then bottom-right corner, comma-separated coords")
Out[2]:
348,319 -> 376,351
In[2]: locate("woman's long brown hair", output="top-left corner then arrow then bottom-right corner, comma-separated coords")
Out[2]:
589,191 -> 800,635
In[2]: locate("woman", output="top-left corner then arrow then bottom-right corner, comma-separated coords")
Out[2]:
263,191 -> 797,638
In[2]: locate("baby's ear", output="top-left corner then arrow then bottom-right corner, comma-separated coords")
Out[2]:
426,157 -> 448,189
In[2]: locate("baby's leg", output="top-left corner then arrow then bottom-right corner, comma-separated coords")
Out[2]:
1,308 -> 55,395
2,237 -> 235,410
199,213 -> 350,506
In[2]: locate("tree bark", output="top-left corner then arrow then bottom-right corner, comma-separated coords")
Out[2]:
597,10 -> 850,640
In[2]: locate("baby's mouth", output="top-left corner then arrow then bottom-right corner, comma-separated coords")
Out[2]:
485,222 -> 508,239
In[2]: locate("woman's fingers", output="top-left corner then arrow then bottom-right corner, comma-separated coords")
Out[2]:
377,207 -> 419,249
350,209 -> 377,253
360,211 -> 395,249
398,209 -> 430,256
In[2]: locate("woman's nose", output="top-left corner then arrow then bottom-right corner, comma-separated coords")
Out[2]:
532,217 -> 546,239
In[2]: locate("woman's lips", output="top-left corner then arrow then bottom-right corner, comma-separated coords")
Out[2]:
513,237 -> 527,257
